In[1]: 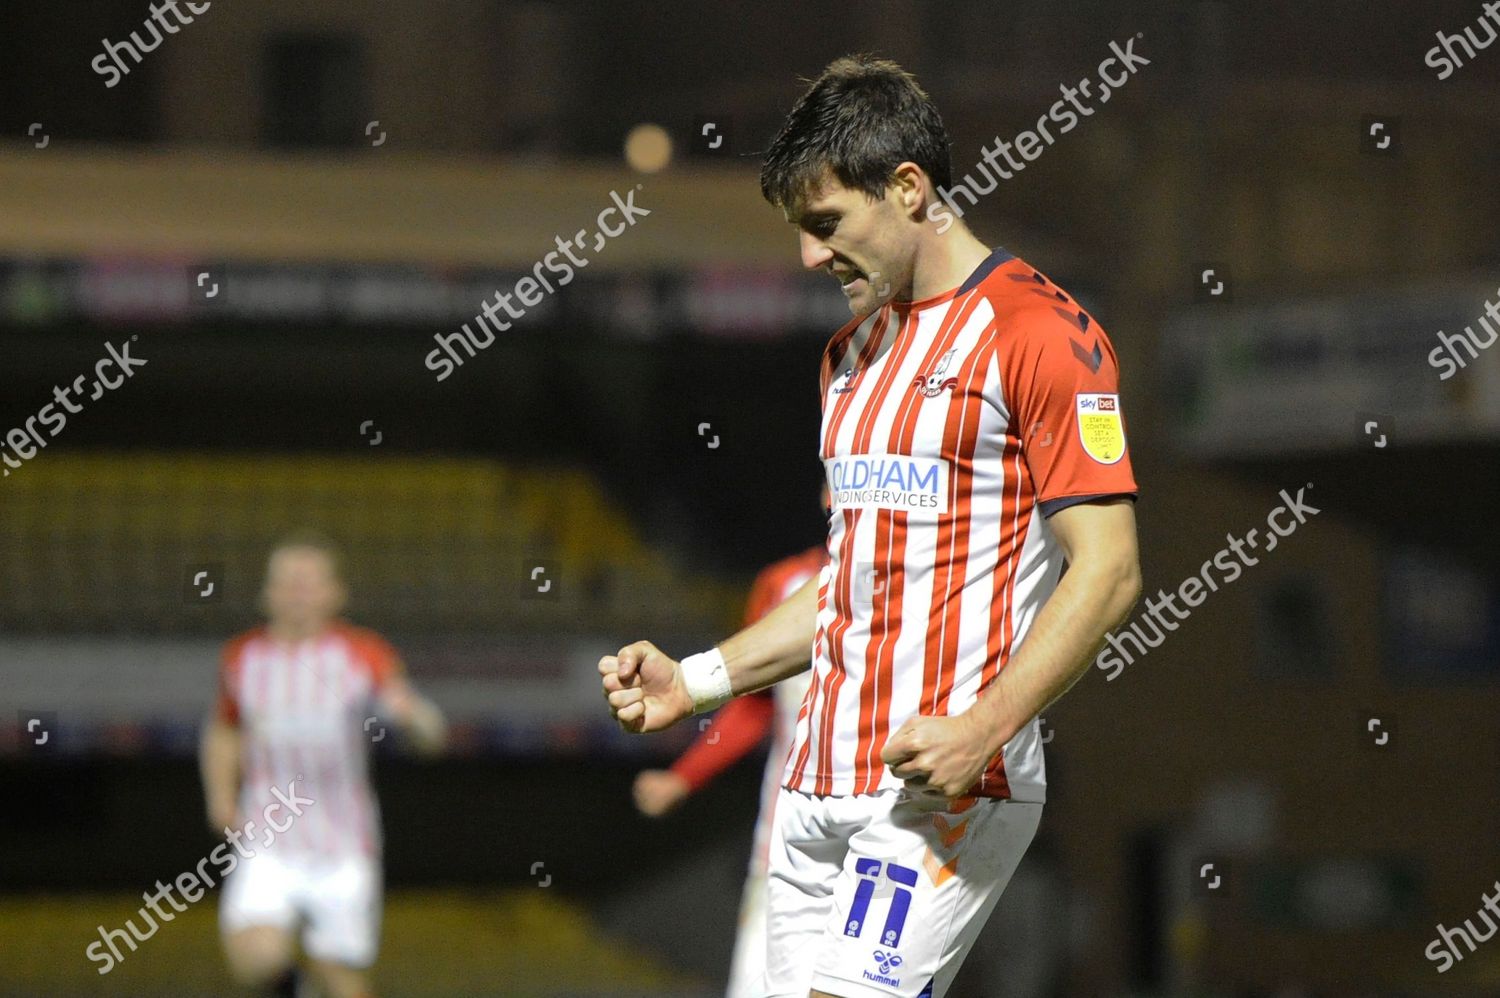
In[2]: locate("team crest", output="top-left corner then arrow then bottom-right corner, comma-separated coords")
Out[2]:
1076,393 -> 1126,464
911,349 -> 959,397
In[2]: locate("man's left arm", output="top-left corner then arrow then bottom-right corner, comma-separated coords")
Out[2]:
884,499 -> 1140,796
380,670 -> 448,755
966,499 -> 1140,741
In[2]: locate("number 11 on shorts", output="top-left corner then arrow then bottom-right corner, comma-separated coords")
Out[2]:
844,859 -> 918,947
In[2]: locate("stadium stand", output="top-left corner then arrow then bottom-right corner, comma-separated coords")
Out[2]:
0,453 -> 740,635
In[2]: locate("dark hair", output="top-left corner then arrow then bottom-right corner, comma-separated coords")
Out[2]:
760,55 -> 952,213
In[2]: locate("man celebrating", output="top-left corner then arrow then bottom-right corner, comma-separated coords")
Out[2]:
601,56 -> 1141,998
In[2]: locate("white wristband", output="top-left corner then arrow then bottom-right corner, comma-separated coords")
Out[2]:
680,647 -> 733,714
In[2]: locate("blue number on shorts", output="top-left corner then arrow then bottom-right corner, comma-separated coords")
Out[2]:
846,858 -> 882,937
844,859 -> 917,945
880,863 -> 918,947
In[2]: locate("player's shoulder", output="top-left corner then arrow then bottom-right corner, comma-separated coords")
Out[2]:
330,622 -> 399,662
220,626 -> 266,666
762,544 -> 825,580
972,254 -> 1103,342
753,545 -> 828,603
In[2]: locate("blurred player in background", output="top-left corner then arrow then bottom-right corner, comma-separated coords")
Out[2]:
603,55 -> 1141,997
632,490 -> 829,998
200,534 -> 447,998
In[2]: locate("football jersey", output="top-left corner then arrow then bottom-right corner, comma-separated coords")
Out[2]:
216,623 -> 399,857
783,248 -> 1137,800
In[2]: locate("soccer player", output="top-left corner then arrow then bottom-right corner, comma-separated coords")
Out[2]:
601,56 -> 1141,998
632,533 -> 828,998
200,534 -> 447,998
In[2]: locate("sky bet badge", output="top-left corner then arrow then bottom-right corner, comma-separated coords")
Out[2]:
1075,393 -> 1125,464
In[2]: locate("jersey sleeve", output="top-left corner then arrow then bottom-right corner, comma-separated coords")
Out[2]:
668,691 -> 776,792
1000,302 -> 1138,517
214,634 -> 251,725
344,627 -> 404,691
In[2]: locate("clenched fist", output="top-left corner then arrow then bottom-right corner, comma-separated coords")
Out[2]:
881,711 -> 993,799
599,640 -> 694,734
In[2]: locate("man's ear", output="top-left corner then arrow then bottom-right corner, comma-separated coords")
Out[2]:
890,162 -> 930,220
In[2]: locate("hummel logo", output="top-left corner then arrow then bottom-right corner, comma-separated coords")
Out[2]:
1070,338 -> 1102,373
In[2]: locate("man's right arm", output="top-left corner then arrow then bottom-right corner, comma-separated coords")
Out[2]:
601,574 -> 821,733
718,573 -> 821,695
199,716 -> 242,833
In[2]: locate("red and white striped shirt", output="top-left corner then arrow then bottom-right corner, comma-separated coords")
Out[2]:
217,623 -> 399,857
783,249 -> 1138,800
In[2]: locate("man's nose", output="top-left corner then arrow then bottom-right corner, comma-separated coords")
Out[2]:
799,231 -> 834,271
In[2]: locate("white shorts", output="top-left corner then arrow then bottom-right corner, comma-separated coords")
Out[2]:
219,850 -> 382,968
761,787 -> 1041,998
